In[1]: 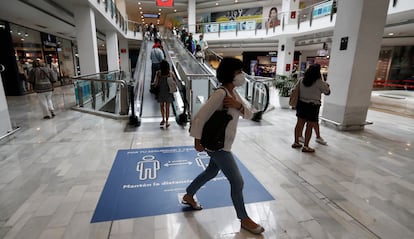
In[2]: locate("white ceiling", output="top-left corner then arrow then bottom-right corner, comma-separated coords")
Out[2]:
0,0 -> 413,55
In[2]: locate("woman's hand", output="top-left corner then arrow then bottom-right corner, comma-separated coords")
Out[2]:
223,96 -> 242,110
194,138 -> 205,152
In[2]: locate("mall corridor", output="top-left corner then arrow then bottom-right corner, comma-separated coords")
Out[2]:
0,85 -> 413,239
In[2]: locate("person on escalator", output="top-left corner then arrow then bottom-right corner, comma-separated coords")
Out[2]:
152,60 -> 178,128
150,38 -> 165,94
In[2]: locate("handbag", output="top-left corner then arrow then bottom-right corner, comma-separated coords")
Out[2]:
289,80 -> 300,108
200,88 -> 233,150
167,76 -> 177,93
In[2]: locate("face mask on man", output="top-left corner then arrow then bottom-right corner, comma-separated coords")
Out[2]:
233,73 -> 245,87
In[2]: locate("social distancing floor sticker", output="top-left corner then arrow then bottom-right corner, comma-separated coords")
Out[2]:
91,146 -> 274,223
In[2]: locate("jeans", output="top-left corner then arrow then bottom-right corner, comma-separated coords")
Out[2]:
186,150 -> 248,219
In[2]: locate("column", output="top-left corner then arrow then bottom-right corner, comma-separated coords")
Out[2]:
119,37 -> 130,77
106,31 -> 119,71
281,0 -> 300,25
321,0 -> 389,130
188,0 -> 196,33
276,37 -> 295,76
74,6 -> 99,75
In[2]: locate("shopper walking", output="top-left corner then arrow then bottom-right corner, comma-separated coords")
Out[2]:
292,64 -> 330,152
28,60 -> 57,119
152,60 -> 178,128
182,57 -> 265,235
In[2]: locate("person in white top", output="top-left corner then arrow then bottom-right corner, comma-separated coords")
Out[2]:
292,64 -> 330,152
181,57 -> 265,235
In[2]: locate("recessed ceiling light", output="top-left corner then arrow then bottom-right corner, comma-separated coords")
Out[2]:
388,32 -> 394,35
138,2 -> 141,5
158,9 -> 161,11
216,2 -> 219,6
174,9 -> 177,12
235,0 -> 238,2
139,7 -> 142,10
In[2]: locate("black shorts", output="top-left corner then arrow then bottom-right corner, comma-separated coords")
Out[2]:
296,100 -> 320,122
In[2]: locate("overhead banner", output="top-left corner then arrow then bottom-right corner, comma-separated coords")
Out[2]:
156,0 -> 174,7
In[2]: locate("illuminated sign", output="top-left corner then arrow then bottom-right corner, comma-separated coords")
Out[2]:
143,13 -> 160,18
156,0 -> 174,7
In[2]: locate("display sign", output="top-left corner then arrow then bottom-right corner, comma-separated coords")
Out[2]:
143,13 -> 159,18
156,0 -> 174,7
91,146 -> 274,223
312,1 -> 333,19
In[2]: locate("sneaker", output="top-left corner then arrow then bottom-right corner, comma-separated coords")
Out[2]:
43,116 -> 51,119
315,137 -> 327,145
299,136 -> 305,143
291,142 -> 302,148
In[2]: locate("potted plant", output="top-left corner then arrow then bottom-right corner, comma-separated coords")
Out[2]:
273,74 -> 298,108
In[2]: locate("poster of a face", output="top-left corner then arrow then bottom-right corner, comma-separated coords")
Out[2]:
263,5 -> 282,29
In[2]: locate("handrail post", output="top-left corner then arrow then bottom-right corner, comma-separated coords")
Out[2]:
128,81 -> 139,126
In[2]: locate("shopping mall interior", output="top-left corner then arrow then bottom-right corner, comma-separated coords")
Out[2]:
0,0 -> 413,238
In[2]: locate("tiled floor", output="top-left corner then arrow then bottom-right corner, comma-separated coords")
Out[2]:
0,86 -> 413,239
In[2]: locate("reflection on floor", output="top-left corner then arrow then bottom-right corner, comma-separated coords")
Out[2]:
0,86 -> 413,239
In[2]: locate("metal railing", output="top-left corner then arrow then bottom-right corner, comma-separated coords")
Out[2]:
72,70 -> 129,118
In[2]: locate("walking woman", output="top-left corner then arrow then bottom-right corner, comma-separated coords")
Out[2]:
292,64 -> 330,152
182,57 -> 265,235
152,60 -> 178,128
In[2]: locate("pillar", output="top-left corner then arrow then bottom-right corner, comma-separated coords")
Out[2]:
119,37 -> 130,77
281,0 -> 300,25
321,0 -> 389,130
74,6 -> 99,75
188,0 -> 196,33
276,37 -> 295,76
106,31 -> 119,71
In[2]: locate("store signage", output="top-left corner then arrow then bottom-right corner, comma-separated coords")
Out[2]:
156,0 -> 173,7
143,13 -> 160,18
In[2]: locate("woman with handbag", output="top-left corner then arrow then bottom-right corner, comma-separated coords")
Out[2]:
292,64 -> 330,152
152,60 -> 178,128
182,57 -> 265,235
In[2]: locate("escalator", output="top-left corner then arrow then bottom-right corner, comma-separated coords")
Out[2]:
131,34 -> 272,125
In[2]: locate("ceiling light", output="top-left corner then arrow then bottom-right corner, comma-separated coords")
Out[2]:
158,9 -> 161,11
216,2 -> 219,6
139,7 -> 142,10
138,2 -> 141,5
174,9 -> 177,12
235,0 -> 238,2
388,32 -> 394,36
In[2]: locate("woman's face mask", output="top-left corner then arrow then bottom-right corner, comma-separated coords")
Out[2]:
233,73 -> 245,87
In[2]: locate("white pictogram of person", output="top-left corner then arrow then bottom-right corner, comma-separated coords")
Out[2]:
195,152 -> 210,170
136,155 -> 160,180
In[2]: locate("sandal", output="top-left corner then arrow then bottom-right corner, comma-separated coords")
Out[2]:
165,123 -> 170,128
160,120 -> 165,125
302,146 -> 315,153
181,194 -> 202,210
291,142 -> 302,148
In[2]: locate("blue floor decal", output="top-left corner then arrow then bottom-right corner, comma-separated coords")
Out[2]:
91,146 -> 274,223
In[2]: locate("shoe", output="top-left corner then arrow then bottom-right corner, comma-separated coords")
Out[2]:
165,123 -> 170,128
181,194 -> 202,210
43,116 -> 51,119
241,218 -> 265,235
299,136 -> 305,143
302,146 -> 315,153
160,120 -> 165,125
291,142 -> 302,148
316,137 -> 327,145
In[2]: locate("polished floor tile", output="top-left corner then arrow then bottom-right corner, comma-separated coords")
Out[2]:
0,86 -> 413,238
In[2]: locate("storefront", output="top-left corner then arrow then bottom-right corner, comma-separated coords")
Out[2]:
2,22 -> 76,95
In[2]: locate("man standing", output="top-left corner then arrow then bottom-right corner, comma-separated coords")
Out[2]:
150,38 -> 165,94
28,60 -> 57,119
